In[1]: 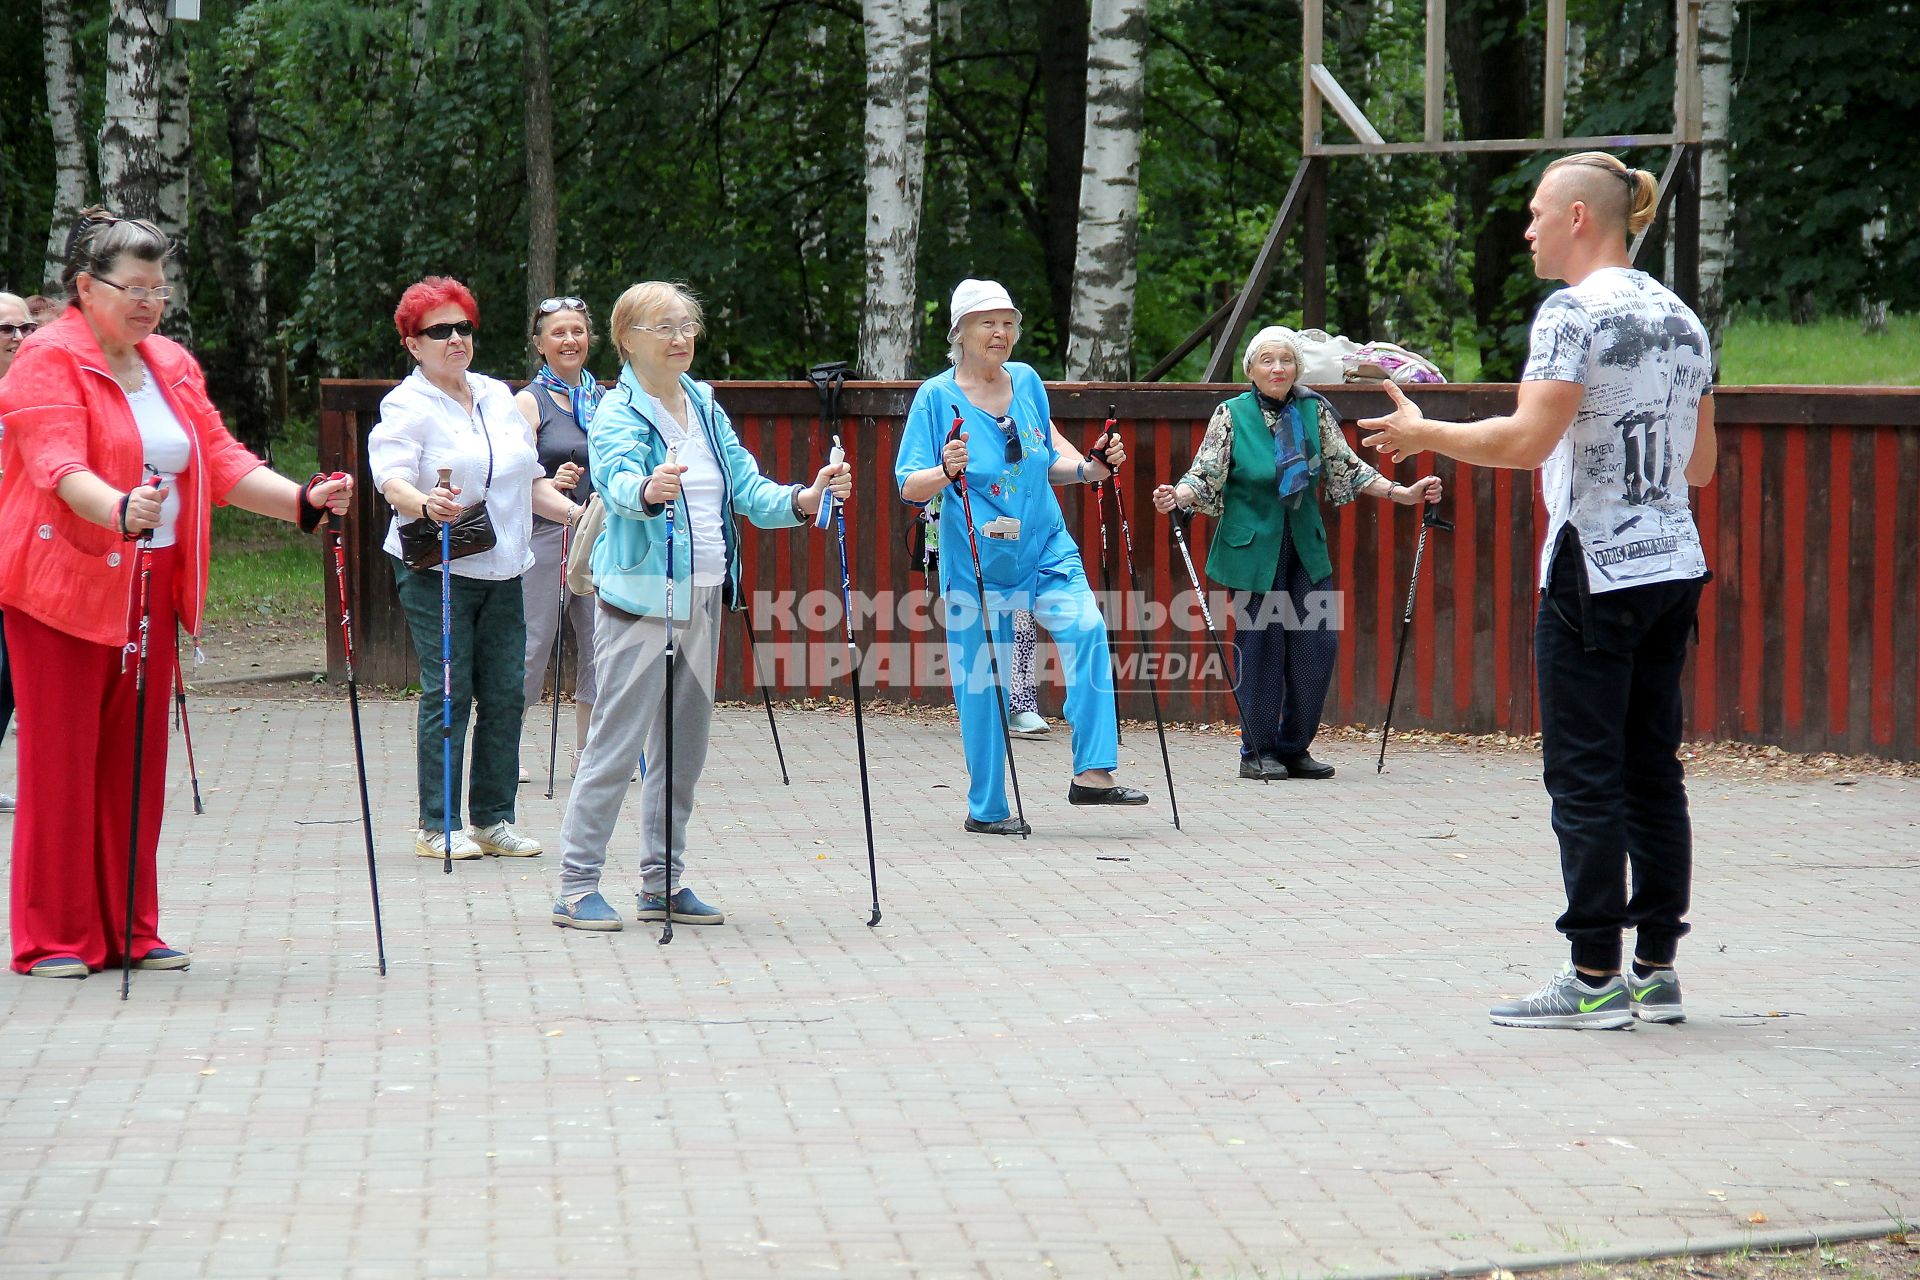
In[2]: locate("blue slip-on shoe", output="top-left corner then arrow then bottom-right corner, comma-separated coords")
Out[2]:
134,947 -> 191,971
28,956 -> 88,979
635,887 -> 725,925
552,892 -> 623,932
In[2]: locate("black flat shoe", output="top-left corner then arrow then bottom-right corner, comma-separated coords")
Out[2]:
1067,782 -> 1150,805
1239,756 -> 1282,780
964,816 -> 1032,836
1278,753 -> 1335,780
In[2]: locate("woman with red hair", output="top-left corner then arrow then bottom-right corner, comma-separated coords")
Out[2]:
369,277 -> 577,861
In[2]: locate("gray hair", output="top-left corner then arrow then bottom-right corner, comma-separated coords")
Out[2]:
1241,325 -> 1303,378
60,206 -> 173,301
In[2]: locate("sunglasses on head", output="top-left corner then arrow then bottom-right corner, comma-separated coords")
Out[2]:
416,320 -> 475,340
538,296 -> 588,315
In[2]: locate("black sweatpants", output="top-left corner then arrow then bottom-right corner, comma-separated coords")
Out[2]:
1535,533 -> 1707,971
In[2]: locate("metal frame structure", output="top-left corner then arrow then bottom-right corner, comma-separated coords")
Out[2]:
1147,0 -> 1707,382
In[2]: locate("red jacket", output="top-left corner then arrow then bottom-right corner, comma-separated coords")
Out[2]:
0,308 -> 263,648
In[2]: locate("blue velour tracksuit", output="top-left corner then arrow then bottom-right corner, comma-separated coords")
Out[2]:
894,363 -> 1119,823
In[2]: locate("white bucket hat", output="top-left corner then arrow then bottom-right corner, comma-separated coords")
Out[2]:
1242,325 -> 1303,377
947,278 -> 1022,341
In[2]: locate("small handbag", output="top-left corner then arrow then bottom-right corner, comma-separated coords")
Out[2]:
397,404 -> 499,571
564,493 -> 604,596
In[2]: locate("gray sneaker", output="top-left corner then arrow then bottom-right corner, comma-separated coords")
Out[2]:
1627,967 -> 1685,1023
1489,965 -> 1634,1030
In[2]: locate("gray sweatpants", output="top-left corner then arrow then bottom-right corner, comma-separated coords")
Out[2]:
558,586 -> 722,898
521,520 -> 599,709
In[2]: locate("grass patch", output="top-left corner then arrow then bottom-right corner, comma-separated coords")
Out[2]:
206,417 -> 329,628
1716,313 -> 1917,386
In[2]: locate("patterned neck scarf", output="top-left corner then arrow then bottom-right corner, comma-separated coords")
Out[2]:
532,363 -> 604,431
1257,389 -> 1319,507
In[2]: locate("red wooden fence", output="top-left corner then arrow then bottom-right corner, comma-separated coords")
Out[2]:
319,381 -> 1920,760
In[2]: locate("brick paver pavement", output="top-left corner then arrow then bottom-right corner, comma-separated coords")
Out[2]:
2,697 -> 1915,1279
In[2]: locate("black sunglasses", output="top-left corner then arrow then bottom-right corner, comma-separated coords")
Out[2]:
999,417 -> 1023,464
0,322 -> 36,340
416,320 -> 475,340
538,296 -> 588,314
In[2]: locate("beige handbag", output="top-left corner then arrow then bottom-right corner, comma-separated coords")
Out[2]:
564,494 -> 604,596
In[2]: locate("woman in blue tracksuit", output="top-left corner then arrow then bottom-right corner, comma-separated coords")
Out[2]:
550,281 -> 849,931
895,279 -> 1149,836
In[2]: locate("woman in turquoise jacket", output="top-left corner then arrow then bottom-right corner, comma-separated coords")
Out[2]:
551,281 -> 849,931
895,279 -> 1149,836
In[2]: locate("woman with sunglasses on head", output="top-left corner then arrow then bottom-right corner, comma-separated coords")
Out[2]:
514,296 -> 595,782
0,208 -> 352,979
368,277 -> 576,862
893,278 -> 1146,837
549,281 -> 849,932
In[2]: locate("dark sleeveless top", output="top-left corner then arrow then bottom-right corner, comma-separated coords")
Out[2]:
532,385 -> 595,527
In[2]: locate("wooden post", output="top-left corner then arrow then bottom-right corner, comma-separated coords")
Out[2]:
1425,0 -> 1445,144
1673,146 -> 1701,310
1204,159 -> 1316,382
1303,160 -> 1328,330
1303,0 -> 1323,153
1544,0 -> 1566,140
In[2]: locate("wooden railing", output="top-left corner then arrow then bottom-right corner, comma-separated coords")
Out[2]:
319,381 -> 1920,760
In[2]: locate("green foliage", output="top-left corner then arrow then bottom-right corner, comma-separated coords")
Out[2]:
0,0 -> 1910,412
1725,4 -> 1920,317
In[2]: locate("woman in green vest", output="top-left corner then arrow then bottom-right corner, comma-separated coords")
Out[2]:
1152,326 -> 1441,780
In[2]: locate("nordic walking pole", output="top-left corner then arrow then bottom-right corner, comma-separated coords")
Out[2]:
1094,404 -> 1120,745
1167,508 -> 1261,781
739,613 -> 789,785
545,517 -> 572,800
1090,429 -> 1181,830
824,434 -> 882,925
328,497 -> 389,976
171,667 -> 204,814
437,468 -> 455,875
120,487 -> 160,1001
947,407 -> 1027,838
660,445 -> 680,945
547,448 -> 587,799
1378,501 -> 1453,773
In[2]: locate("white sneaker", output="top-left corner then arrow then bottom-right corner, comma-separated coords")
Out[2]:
0,793 -> 15,812
470,820 -> 543,857
415,828 -> 483,860
1009,711 -> 1049,737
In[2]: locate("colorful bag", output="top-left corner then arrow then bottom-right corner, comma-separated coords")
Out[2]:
1341,342 -> 1448,385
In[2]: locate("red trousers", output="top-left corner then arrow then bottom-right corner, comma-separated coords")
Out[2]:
7,546 -> 179,972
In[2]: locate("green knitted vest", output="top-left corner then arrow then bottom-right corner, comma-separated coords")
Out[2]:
1203,392 -> 1333,591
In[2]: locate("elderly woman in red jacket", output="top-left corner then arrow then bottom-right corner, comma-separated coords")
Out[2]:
0,208 -> 350,979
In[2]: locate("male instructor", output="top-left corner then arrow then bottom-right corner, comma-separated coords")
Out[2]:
1362,151 -> 1717,1030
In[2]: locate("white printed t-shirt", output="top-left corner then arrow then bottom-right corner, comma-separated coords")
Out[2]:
1522,266 -> 1713,594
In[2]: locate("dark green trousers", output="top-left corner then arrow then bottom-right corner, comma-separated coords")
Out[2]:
392,557 -> 527,830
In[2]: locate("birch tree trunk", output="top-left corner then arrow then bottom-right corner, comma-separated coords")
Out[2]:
42,0 -> 92,291
156,26 -> 193,343
524,0 -> 557,326
100,0 -> 169,223
1064,0 -> 1146,381
858,0 -> 933,380
1695,0 -> 1735,349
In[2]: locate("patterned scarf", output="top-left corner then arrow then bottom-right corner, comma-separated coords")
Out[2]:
532,363 -> 604,431
1258,390 -> 1319,507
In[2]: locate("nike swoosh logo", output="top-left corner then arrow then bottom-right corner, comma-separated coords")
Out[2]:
1579,991 -> 1625,1013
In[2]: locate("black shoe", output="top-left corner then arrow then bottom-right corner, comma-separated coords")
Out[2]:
964,816 -> 1032,836
1067,782 -> 1150,805
1239,755 -> 1283,780
1278,752 -> 1335,780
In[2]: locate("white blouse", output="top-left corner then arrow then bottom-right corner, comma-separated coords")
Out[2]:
367,368 -> 542,580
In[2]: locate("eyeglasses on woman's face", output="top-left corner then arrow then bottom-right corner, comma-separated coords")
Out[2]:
631,321 -> 701,341
91,277 -> 173,303
417,320 -> 476,341
0,322 -> 36,340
